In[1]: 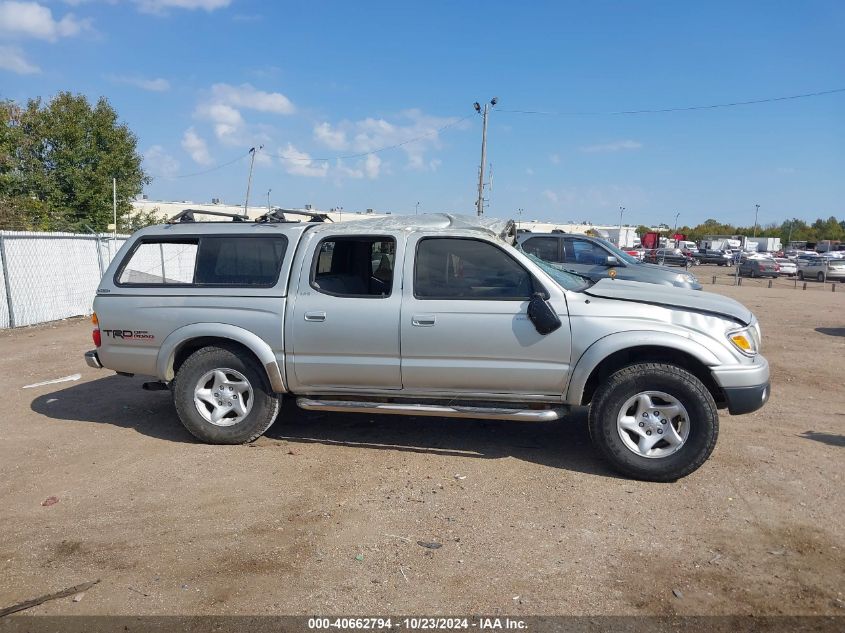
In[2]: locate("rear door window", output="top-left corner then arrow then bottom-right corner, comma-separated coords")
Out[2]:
311,236 -> 396,297
521,236 -> 561,263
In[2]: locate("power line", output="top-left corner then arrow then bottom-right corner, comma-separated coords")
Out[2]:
148,151 -> 251,180
497,87 -> 845,116
272,115 -> 473,162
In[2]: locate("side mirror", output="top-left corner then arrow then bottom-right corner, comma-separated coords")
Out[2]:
605,255 -> 620,266
527,293 -> 562,335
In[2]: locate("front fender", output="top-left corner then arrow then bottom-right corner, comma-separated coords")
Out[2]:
156,323 -> 286,393
564,330 -> 722,405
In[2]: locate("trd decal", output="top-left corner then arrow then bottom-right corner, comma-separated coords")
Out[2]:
101,329 -> 155,341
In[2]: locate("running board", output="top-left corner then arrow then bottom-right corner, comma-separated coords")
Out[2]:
296,398 -> 564,422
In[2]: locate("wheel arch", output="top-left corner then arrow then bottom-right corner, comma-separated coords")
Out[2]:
567,334 -> 726,409
157,323 -> 286,393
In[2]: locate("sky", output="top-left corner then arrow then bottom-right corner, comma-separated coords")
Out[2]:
1,0 -> 843,228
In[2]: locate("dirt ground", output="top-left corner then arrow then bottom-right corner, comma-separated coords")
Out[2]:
0,276 -> 843,616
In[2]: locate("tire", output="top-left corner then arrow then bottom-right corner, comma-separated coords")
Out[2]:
797,271 -> 804,280
588,363 -> 719,482
817,272 -> 825,282
172,344 -> 280,444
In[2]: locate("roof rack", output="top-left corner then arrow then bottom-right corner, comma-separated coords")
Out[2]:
254,208 -> 334,224
168,209 -> 249,224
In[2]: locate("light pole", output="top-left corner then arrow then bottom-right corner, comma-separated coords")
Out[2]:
517,208 -> 523,230
337,206 -> 343,222
474,97 -> 498,216
673,212 -> 680,235
618,206 -> 625,247
415,201 -> 420,215
754,204 -> 760,237
243,145 -> 263,218
267,189 -> 272,214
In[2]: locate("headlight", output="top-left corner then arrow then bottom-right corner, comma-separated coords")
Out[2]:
726,326 -> 759,356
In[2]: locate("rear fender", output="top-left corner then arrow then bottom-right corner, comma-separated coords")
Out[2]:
156,323 -> 286,393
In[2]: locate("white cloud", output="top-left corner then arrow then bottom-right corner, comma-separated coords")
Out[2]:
279,144 -> 328,178
313,122 -> 348,151
549,153 -> 560,165
144,145 -> 180,178
0,44 -> 39,73
580,139 -> 643,153
106,74 -> 170,91
181,127 -> 212,165
211,82 -> 295,115
363,154 -> 381,179
313,109 -> 463,172
195,102 -> 245,143
135,0 -> 230,14
0,1 -> 91,41
543,189 -> 559,204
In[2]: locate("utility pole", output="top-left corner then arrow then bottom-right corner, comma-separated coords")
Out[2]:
415,201 -> 420,215
267,189 -> 272,214
754,204 -> 760,237
618,206 -> 626,247
673,212 -> 680,234
474,97 -> 498,216
112,177 -> 117,239
787,219 -> 793,248
517,208 -> 523,230
243,145 -> 262,218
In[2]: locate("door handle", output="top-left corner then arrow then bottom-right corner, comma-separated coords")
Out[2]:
411,314 -> 436,327
304,311 -> 326,322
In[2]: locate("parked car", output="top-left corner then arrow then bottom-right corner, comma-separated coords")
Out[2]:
645,248 -> 696,268
774,258 -> 797,276
797,257 -> 845,282
85,212 -> 769,481
695,249 -> 735,266
738,256 -> 779,278
516,233 -> 701,289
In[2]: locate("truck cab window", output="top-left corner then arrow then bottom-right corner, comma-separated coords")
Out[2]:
415,237 -> 533,300
311,236 -> 396,297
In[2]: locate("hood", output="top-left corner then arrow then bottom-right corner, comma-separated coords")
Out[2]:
584,278 -> 753,324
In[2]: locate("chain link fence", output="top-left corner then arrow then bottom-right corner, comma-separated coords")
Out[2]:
0,231 -> 129,329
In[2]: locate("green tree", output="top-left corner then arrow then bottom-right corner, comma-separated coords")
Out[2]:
0,92 -> 149,232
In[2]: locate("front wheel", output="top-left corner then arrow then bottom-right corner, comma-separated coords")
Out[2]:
588,363 -> 719,481
797,271 -> 804,280
172,344 -> 280,444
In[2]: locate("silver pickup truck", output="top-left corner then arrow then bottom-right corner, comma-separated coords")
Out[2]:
85,212 -> 769,481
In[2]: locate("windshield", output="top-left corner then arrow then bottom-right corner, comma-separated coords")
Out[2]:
592,238 -> 640,265
519,249 -> 593,291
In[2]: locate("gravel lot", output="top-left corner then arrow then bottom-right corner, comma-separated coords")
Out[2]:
0,278 -> 843,616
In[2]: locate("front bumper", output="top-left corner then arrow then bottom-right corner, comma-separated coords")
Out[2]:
722,382 -> 770,415
711,355 -> 770,415
84,350 -> 103,369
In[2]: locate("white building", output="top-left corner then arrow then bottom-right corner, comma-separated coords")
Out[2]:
131,198 -> 389,223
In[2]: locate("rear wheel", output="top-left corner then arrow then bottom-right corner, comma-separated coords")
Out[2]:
797,271 -> 804,280
588,363 -> 719,482
172,344 -> 280,444
817,272 -> 825,282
